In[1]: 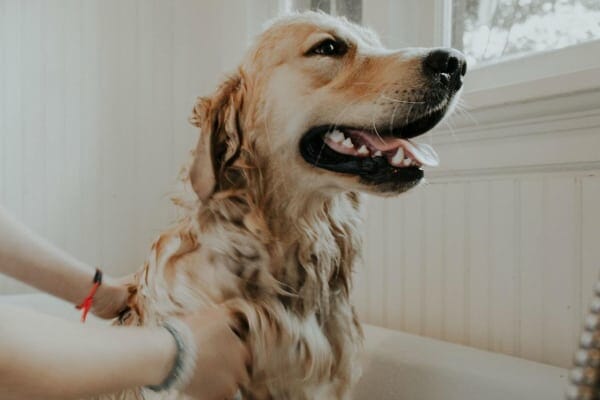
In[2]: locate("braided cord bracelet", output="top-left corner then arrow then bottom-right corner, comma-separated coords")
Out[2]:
75,268 -> 103,323
146,319 -> 198,393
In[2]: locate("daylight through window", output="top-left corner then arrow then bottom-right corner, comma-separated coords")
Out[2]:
452,0 -> 600,65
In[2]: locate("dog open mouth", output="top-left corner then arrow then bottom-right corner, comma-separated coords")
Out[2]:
299,108 -> 445,189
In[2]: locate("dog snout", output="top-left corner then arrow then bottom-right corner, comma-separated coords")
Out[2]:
423,48 -> 467,91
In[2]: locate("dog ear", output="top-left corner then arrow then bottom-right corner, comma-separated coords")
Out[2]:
189,75 -> 244,202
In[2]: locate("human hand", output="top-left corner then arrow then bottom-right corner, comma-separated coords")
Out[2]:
181,306 -> 250,400
91,274 -> 132,319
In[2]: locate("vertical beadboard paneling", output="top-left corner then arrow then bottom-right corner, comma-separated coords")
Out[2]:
63,0 -> 83,255
541,177 -> 578,366
0,0 -> 254,291
1,1 -> 38,294
399,188 -> 423,335
443,182 -> 466,344
20,0 -> 44,236
79,0 -> 102,266
98,0 -> 139,272
359,198 -> 373,323
0,0 -> 5,204
384,195 -> 404,330
351,236 -> 369,320
171,0 -> 210,192
360,172 -> 600,368
134,0 -> 158,259
4,0 -> 24,217
519,178 -> 545,362
99,0 -> 125,270
489,179 -> 518,356
44,1 -> 68,249
582,177 -> 600,316
364,197 -> 386,324
422,184 -> 444,339
467,181 -> 491,350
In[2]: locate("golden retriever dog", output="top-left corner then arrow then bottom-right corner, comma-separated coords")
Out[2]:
107,11 -> 466,400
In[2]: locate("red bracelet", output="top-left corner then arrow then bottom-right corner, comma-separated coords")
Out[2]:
75,268 -> 102,323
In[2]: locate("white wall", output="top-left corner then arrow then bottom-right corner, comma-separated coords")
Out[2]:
353,88 -> 600,368
355,0 -> 600,369
0,0 -> 276,292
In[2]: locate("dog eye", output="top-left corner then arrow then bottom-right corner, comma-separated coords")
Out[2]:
308,39 -> 347,57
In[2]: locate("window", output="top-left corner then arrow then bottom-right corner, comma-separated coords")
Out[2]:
289,0 -> 362,23
452,0 -> 600,66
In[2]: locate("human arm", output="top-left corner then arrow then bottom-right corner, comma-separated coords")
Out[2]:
0,304 -> 176,400
0,304 -> 249,400
0,205 -> 128,318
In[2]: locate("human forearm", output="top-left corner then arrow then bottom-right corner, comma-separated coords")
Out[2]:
0,305 -> 175,400
0,206 -> 114,306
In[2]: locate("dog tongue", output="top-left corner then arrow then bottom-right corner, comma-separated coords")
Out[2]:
403,140 -> 439,167
346,129 -> 439,167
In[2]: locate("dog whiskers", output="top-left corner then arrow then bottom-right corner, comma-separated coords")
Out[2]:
371,93 -> 386,144
389,101 -> 401,134
441,119 -> 458,142
455,99 -> 478,126
381,94 -> 425,104
329,91 -> 376,132
404,104 -> 414,127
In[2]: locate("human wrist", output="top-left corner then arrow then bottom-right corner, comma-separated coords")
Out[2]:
47,261 -> 100,306
94,275 -> 118,305
89,273 -> 131,319
146,327 -> 179,387
146,319 -> 198,392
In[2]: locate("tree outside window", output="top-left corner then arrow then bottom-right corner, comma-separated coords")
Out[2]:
452,0 -> 600,65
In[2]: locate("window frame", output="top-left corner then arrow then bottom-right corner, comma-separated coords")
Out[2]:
362,0 -> 600,111
439,0 -> 600,108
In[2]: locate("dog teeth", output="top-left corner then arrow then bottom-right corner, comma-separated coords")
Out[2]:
402,158 -> 412,166
330,130 -> 345,143
391,148 -> 404,165
373,150 -> 383,157
342,137 -> 354,149
357,145 -> 369,155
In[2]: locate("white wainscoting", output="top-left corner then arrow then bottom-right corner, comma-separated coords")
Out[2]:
355,87 -> 600,368
0,0 -> 277,293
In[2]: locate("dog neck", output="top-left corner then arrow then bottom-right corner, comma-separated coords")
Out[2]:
256,167 -> 364,315
192,152 -> 363,315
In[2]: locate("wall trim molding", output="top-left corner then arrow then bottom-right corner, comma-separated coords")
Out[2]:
426,86 -> 600,146
432,107 -> 600,145
427,161 -> 600,183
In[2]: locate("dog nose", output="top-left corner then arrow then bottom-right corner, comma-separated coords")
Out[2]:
423,48 -> 467,89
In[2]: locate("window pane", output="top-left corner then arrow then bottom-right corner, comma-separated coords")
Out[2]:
290,0 -> 362,23
452,0 -> 600,65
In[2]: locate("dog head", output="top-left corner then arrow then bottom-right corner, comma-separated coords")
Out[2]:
189,12 -> 466,201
